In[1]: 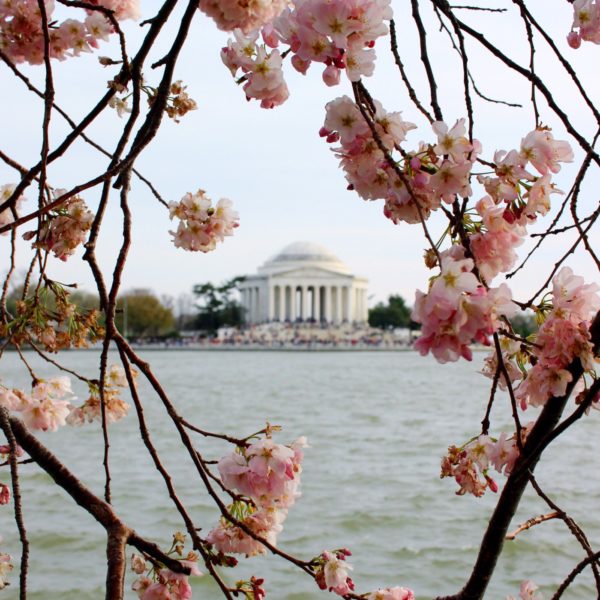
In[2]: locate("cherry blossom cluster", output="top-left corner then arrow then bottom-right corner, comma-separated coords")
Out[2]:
516,267 -> 600,410
3,286 -> 104,353
411,245 -> 516,363
0,184 -> 24,232
234,576 -> 266,600
23,193 -> 94,261
67,364 -> 133,425
169,190 -> 239,252
0,0 -> 139,65
321,105 -> 482,223
219,0 -> 392,107
567,0 -> 600,47
221,30 -> 289,108
507,579 -> 544,600
0,483 -> 9,506
314,549 -> 355,596
147,80 -> 199,122
320,95 -> 573,246
0,376 -> 73,432
207,436 -> 306,556
441,430 -> 524,497
366,588 -> 415,600
131,532 -> 203,600
0,552 -> 12,590
480,337 -> 524,392
271,0 -> 392,85
472,129 -> 572,284
199,0 -> 287,34
0,445 -> 21,513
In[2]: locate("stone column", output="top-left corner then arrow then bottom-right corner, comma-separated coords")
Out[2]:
279,286 -> 285,321
254,287 -> 260,323
291,286 -> 297,321
300,286 -> 307,320
246,288 -> 252,324
348,286 -> 354,323
325,286 -> 332,323
335,286 -> 342,324
268,285 -> 275,321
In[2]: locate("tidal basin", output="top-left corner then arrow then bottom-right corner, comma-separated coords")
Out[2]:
2,350 -> 598,599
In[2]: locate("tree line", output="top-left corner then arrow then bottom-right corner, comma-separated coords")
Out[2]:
5,279 -> 536,338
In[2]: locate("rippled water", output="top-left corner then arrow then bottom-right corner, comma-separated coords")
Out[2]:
1,350 -> 598,599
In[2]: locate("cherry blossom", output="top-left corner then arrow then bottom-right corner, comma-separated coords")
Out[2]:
169,190 -> 239,253
0,484 -> 10,506
0,552 -> 12,590
568,0 -> 600,47
0,0 -> 136,65
519,128 -> 574,176
315,549 -> 355,596
207,505 -> 285,556
199,0 -> 288,34
367,587 -> 415,600
516,267 -> 599,410
26,193 -> 94,261
218,437 -> 303,508
507,579 -> 544,600
412,246 -> 516,363
470,196 -> 526,284
441,431 -> 521,496
0,184 -> 24,232
21,379 -> 74,432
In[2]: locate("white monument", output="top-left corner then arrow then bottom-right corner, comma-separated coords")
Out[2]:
239,241 -> 369,324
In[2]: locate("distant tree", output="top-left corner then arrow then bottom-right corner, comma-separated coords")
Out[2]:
510,312 -> 538,338
368,295 -> 412,329
193,276 -> 245,334
115,289 -> 175,337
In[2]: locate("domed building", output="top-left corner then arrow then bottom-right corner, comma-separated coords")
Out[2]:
239,242 -> 369,324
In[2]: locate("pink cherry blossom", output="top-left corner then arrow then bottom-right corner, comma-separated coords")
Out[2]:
318,550 -> 355,596
169,191 -> 239,253
412,246 -> 516,363
30,193 -> 94,261
551,266 -> 600,322
0,553 -> 12,590
519,128 -> 574,175
0,484 -> 10,505
199,0 -> 288,34
507,579 -> 544,600
432,118 -> 473,162
0,0 -> 134,65
207,506 -> 285,556
568,0 -> 600,46
0,184 -> 24,233
219,437 -> 301,508
367,587 -> 415,600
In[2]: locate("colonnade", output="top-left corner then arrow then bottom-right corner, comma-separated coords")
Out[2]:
240,283 -> 368,324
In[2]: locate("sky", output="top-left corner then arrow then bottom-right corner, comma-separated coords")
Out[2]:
1,1 -> 599,311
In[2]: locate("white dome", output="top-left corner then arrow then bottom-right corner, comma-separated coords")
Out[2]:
258,241 -> 351,275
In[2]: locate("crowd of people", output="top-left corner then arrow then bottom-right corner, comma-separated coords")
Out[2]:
173,322 -> 415,349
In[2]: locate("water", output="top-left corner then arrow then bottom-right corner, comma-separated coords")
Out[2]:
1,350 -> 598,599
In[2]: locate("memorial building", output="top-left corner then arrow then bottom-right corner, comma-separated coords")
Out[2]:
239,241 -> 369,324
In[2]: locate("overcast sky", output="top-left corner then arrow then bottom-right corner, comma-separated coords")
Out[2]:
1,1 -> 598,310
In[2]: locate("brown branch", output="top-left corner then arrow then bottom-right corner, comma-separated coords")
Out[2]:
551,551 -> 600,600
436,311 -> 600,600
505,511 -> 559,540
0,409 -> 29,599
389,20 -> 434,123
529,475 -> 600,593
411,0 -> 444,121
115,348 -> 235,599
